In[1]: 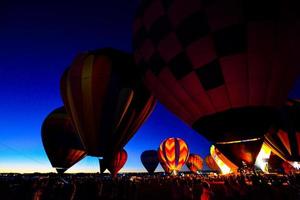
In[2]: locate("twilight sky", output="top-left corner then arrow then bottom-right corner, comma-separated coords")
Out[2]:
0,0 -> 299,173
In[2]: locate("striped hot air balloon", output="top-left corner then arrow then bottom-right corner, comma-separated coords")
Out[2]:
186,154 -> 203,173
265,100 -> 300,163
60,48 -> 156,157
158,137 -> 189,175
42,107 -> 86,173
133,0 -> 300,163
107,149 -> 127,177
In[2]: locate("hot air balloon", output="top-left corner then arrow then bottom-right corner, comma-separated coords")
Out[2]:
133,0 -> 300,167
61,48 -> 156,157
141,150 -> 159,174
214,138 -> 264,167
210,145 -> 238,174
42,107 -> 86,173
158,137 -> 189,175
265,99 -> 300,164
205,155 -> 220,172
255,142 -> 273,173
107,149 -> 127,177
186,154 -> 203,173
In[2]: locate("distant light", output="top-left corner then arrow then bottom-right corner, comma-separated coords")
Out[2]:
291,162 -> 300,169
216,138 -> 261,145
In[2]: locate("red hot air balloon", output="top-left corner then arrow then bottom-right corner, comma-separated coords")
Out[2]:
61,48 -> 156,157
205,155 -> 220,172
158,137 -> 189,175
141,150 -> 159,174
107,149 -> 127,177
133,0 -> 300,158
186,154 -> 203,173
42,107 -> 86,173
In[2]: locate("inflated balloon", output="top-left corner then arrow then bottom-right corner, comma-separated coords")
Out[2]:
133,0 -> 300,145
214,138 -> 263,167
159,158 -> 171,174
61,48 -> 156,157
210,145 -> 238,174
141,150 -> 159,174
265,100 -> 300,162
186,154 -> 203,173
107,149 -> 127,177
42,107 -> 86,173
158,137 -> 189,174
205,155 -> 220,172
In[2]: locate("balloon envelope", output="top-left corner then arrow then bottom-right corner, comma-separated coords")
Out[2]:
205,155 -> 220,172
107,149 -> 128,177
61,48 -> 156,157
210,145 -> 238,174
186,154 -> 203,173
141,150 -> 159,174
158,137 -> 189,174
214,138 -> 264,167
133,0 -> 300,145
41,107 -> 86,173
265,100 -> 300,162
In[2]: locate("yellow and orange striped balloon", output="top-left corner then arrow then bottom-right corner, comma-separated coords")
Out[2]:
158,137 -> 189,174
186,154 -> 203,173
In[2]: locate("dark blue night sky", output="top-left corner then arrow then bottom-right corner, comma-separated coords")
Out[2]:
0,1 -> 299,173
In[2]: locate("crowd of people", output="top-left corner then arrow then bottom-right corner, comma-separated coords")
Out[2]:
0,172 -> 299,200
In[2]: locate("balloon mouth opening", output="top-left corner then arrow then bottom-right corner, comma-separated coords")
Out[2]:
192,106 -> 279,142
56,168 -> 67,174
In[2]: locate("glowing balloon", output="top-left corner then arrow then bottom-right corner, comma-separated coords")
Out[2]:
158,137 -> 189,174
210,145 -> 238,174
205,155 -> 220,172
186,154 -> 203,173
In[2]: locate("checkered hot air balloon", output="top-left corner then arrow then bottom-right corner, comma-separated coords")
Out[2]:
42,107 -> 86,174
186,154 -> 203,173
158,137 -> 189,175
133,0 -> 300,167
